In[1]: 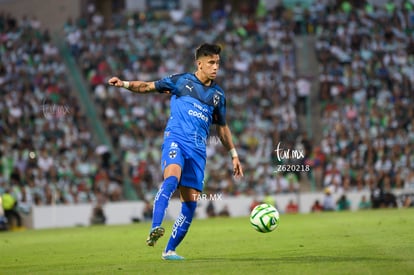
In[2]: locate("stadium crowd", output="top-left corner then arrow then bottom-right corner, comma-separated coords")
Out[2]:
1,0 -> 414,216
0,12 -> 122,214
313,0 -> 414,201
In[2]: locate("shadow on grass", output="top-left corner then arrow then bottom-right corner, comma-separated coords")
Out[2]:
190,256 -> 404,263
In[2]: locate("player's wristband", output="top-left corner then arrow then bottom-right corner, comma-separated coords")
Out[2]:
122,81 -> 130,89
229,148 -> 238,158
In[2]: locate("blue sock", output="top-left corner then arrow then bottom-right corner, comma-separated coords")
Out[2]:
165,201 -> 197,252
151,176 -> 178,229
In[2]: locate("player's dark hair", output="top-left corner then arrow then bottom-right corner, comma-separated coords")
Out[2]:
195,43 -> 221,60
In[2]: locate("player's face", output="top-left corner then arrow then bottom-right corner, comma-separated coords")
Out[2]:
197,54 -> 220,80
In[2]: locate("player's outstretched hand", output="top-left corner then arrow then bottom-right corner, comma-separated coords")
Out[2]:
232,158 -> 244,179
108,76 -> 123,87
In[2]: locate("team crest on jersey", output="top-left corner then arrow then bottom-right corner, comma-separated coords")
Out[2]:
170,142 -> 178,149
169,150 -> 177,159
213,94 -> 220,106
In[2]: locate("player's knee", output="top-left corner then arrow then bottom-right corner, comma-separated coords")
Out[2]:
163,164 -> 182,180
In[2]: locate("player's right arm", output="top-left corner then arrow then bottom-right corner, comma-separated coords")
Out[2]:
108,76 -> 158,94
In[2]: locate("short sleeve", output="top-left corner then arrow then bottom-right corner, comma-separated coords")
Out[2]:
154,74 -> 184,94
212,96 -> 226,125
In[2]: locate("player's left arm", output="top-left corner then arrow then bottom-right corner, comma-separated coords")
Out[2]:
216,124 -> 244,178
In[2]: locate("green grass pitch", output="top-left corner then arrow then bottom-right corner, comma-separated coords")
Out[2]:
1,209 -> 413,275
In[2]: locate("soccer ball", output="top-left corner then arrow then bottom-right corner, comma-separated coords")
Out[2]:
250,203 -> 280,233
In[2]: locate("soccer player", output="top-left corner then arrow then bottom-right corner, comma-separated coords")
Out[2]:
108,43 -> 244,260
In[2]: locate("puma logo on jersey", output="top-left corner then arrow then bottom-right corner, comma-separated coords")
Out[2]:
185,85 -> 194,92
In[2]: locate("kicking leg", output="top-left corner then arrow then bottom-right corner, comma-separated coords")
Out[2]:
162,186 -> 199,260
147,164 -> 181,247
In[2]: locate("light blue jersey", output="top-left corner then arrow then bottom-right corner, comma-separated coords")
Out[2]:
154,73 -> 227,191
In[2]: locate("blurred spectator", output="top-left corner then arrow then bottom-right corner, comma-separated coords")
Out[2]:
90,204 -> 106,225
322,188 -> 335,211
0,209 -> 6,231
263,193 -> 277,209
383,191 -> 398,208
311,199 -> 323,212
142,200 -> 153,221
336,194 -> 351,211
285,199 -> 299,214
296,76 -> 311,114
2,188 -> 22,228
306,147 -> 326,189
371,183 -> 398,208
206,200 -> 216,218
0,195 -> 8,230
402,195 -> 414,208
218,204 -> 230,217
286,173 -> 300,193
358,195 -> 372,210
273,173 -> 289,193
249,197 -> 262,212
